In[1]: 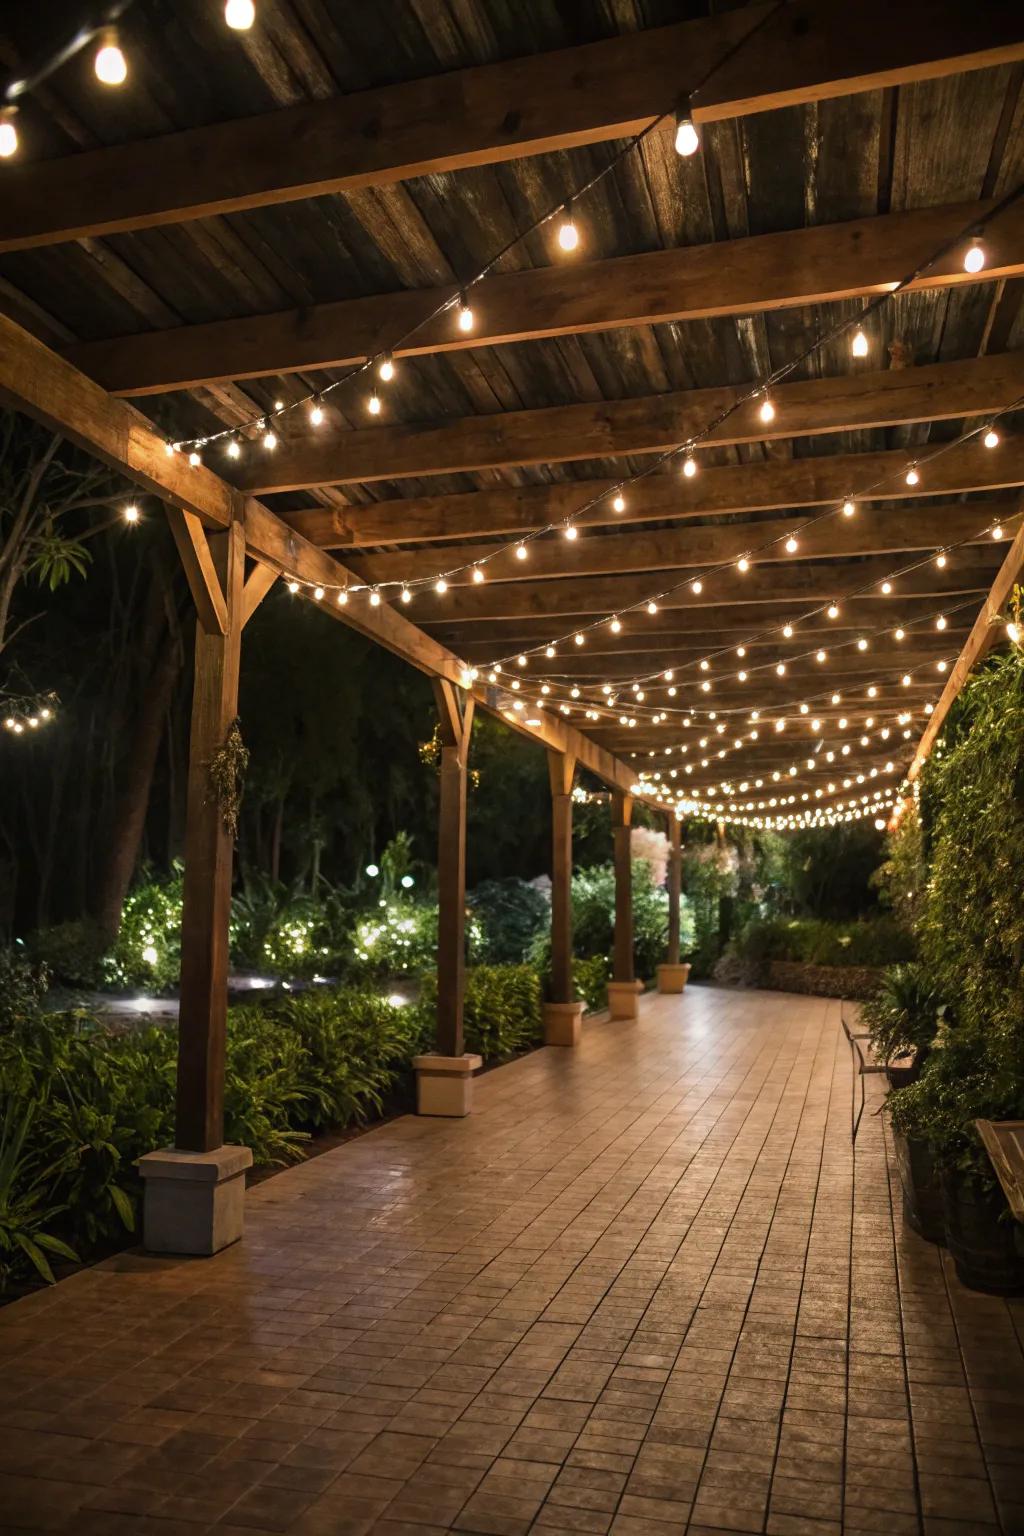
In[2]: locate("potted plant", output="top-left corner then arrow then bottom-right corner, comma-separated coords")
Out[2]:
864,963 -> 944,1240
889,1036 -> 1024,1293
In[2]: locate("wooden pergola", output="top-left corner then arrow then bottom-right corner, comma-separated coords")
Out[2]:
1,0 -> 1023,1248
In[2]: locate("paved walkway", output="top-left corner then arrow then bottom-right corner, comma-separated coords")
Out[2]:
1,987 -> 1023,1536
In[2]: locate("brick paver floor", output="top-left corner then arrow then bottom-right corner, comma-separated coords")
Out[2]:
2,986 -> 1023,1535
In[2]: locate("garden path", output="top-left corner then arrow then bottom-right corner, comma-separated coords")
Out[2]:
1,986 -> 1023,1536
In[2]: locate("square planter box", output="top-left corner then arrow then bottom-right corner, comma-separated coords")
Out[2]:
138,1144 -> 252,1256
413,1053 -> 482,1116
543,1000 -> 583,1046
607,979 -> 643,1019
656,962 -> 691,994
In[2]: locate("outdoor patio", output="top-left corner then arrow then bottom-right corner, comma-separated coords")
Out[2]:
1,986 -> 1021,1536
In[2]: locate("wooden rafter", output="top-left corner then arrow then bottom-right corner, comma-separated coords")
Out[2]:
284,436 -> 1024,549
65,199 -> 1024,396
345,504 -> 1018,589
239,353 -> 1024,492
3,2 -> 1021,252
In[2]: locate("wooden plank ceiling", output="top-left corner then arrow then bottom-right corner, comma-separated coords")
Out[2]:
2,0 -> 1023,826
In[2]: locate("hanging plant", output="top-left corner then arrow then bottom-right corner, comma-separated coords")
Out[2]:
209,718 -> 249,839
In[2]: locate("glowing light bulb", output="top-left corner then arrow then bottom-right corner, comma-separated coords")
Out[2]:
842,500 -> 855,517
287,581 -> 299,594
123,503 -> 139,523
309,400 -> 324,426
457,293 -> 474,332
401,587 -> 411,604
851,327 -> 869,358
313,587 -> 324,601
827,603 -> 839,620
378,354 -> 395,382
683,456 -> 697,478
225,0 -> 255,27
936,552 -> 947,568
737,556 -> 750,573
368,391 -> 381,416
936,615 -> 947,630
881,581 -> 892,595
993,525 -> 1004,540
895,627 -> 905,640
785,535 -> 798,554
782,625 -> 793,638
517,655 -> 527,667
612,493 -> 626,513
691,579 -> 703,594
610,617 -> 622,634
905,467 -> 919,486
0,107 -> 18,159
557,204 -> 579,251
775,663 -> 786,676
545,646 -> 555,658
574,633 -> 584,646
1008,621 -> 1021,644
435,578 -> 448,594
647,601 -> 658,615
369,591 -> 382,607
263,424 -> 277,451
563,524 -> 578,540
515,544 -> 527,561
95,28 -> 127,85
337,590 -> 348,606
472,566 -> 485,584
984,427 -> 999,448
188,450 -> 201,467
759,395 -> 775,424
964,237 -> 985,274
227,437 -> 241,459
674,101 -> 699,157
816,650 -> 826,663
857,637 -> 868,651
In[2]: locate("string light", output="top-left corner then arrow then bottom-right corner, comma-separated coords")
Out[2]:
457,293 -> 474,332
905,467 -> 919,485
515,544 -> 528,561
262,421 -> 277,451
612,493 -> 626,513
435,577 -> 448,594
674,99 -> 699,157
309,399 -> 324,426
378,354 -> 395,382
984,427 -> 999,448
123,503 -> 139,524
94,28 -> 127,86
472,566 -> 485,584
759,395 -> 775,424
563,524 -> 578,540
785,535 -> 799,554
683,456 -> 697,479
992,524 -> 1004,540
368,390 -> 382,416
226,437 -> 241,459
557,203 -> 579,252
369,591 -> 382,607
851,327 -> 869,358
0,106 -> 17,158
842,500 -> 855,517
964,236 -> 985,273
188,450 -> 201,468
691,579 -> 703,595
401,587 -> 411,604
225,0 -> 256,26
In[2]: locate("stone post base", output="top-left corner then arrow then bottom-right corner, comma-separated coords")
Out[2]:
543,1001 -> 584,1047
138,1145 -> 252,1257
607,979 -> 643,1019
656,962 -> 691,994
412,1054 -> 482,1116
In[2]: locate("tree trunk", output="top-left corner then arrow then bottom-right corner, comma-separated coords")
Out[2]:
270,800 -> 284,883
94,627 -> 183,944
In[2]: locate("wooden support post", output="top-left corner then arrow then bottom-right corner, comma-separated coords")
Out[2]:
139,513 -> 252,1256
175,517 -> 245,1153
667,817 -> 682,967
414,680 -> 481,1113
547,751 -> 576,1005
657,816 -> 691,995
608,791 -> 641,1019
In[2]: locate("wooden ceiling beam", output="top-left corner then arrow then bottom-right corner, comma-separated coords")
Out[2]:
344,502 -> 1017,588
405,552 -> 996,623
65,199 -> 1024,396
0,309 -> 640,794
503,646 -> 954,682
3,2 -> 1022,252
283,435 -> 1024,549
240,353 -> 1024,491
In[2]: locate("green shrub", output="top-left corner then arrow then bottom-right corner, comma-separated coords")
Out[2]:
563,860 -> 683,978
861,961 -> 944,1064
106,869 -> 184,991
418,964 -> 543,1061
732,915 -> 915,970
888,1032 -> 1024,1184
28,920 -> 106,988
231,875 -> 341,979
572,954 -> 609,1012
469,878 -> 549,964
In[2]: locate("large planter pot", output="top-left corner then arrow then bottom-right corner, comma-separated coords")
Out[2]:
892,1131 -> 943,1242
939,1168 -> 1024,1295
886,1045 -> 929,1090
